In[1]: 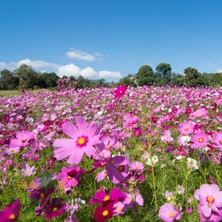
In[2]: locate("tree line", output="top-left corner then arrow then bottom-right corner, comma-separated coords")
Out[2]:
1,63 -> 222,90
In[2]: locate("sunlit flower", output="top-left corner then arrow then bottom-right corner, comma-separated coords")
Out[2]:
10,130 -> 34,148
194,184 -> 222,219
191,131 -> 209,148
21,164 -> 36,176
187,157 -> 198,171
53,117 -> 101,164
114,85 -> 127,99
177,121 -> 194,135
158,203 -> 183,222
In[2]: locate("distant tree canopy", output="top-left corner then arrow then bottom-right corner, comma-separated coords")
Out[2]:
1,63 -> 222,90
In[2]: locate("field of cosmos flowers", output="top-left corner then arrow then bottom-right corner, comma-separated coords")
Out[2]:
0,84 -> 222,222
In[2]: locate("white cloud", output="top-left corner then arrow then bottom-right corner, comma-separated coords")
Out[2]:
0,59 -> 122,81
80,67 -> 97,79
66,50 -> 103,61
217,69 -> 222,73
57,64 -> 81,77
99,70 -> 121,80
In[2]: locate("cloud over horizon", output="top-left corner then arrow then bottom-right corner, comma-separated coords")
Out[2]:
0,58 -> 122,81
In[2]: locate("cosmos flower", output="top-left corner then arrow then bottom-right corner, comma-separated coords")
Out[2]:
57,166 -> 84,191
21,164 -> 36,176
107,156 -> 130,184
53,117 -> 101,164
0,199 -> 22,222
158,203 -> 183,222
114,85 -> 127,99
194,184 -> 222,219
93,202 -> 114,222
213,132 -> 222,150
10,130 -> 34,148
191,131 -> 209,148
177,121 -> 194,135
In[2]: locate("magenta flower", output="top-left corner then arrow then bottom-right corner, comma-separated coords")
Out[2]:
114,85 -> 127,99
0,199 -> 22,222
197,204 -> 222,222
177,121 -> 194,135
191,131 -> 209,148
90,188 -> 126,205
94,202 -> 114,222
57,166 -> 84,191
194,184 -> 222,219
161,130 -> 174,143
53,117 -> 101,164
158,203 -> 183,222
107,156 -> 130,184
43,198 -> 67,220
10,130 -> 34,148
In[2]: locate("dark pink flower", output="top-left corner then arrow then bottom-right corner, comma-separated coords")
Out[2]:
57,166 -> 84,191
0,199 -> 22,222
114,85 -> 127,99
94,202 -> 114,222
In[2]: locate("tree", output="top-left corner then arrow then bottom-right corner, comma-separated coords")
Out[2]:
135,65 -> 155,86
184,67 -> 200,86
156,63 -> 172,86
118,74 -> 135,86
156,63 -> 172,76
0,69 -> 19,90
15,64 -> 39,89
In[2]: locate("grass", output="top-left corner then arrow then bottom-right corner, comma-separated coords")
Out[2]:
0,90 -> 21,97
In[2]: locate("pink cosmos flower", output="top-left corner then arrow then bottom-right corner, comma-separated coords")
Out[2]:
0,199 -> 22,222
10,130 -> 34,148
213,132 -> 222,150
114,85 -> 127,99
94,202 -> 114,222
161,130 -> 174,143
53,117 -> 101,164
189,107 -> 208,119
191,131 -> 209,148
158,203 -> 183,222
57,166 -> 84,191
194,184 -> 222,219
177,121 -> 194,135
21,164 -> 36,176
197,204 -> 222,222
123,114 -> 139,128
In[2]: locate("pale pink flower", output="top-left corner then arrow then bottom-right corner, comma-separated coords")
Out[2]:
53,117 -> 101,164
10,130 -> 34,148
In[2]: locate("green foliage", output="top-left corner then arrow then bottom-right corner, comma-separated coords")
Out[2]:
135,65 -> 155,86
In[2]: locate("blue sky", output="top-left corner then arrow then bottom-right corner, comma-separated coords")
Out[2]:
0,0 -> 222,81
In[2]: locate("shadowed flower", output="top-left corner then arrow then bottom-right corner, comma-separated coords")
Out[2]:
53,117 -> 101,164
94,202 -> 114,222
0,199 -> 22,222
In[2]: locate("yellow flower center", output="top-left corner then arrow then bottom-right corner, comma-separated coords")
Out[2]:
117,207 -> 122,212
22,138 -> 27,143
207,196 -> 214,203
53,207 -> 58,212
219,139 -> 222,145
118,165 -> 124,172
106,145 -> 111,150
102,210 -> 109,216
77,137 -> 86,145
41,193 -> 45,198
104,195 -> 110,201
185,127 -> 189,131
67,175 -> 72,179
119,90 -> 122,94
169,212 -> 174,218
9,214 -> 15,219
198,138 -> 204,143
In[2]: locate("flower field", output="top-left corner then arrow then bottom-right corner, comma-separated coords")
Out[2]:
0,85 -> 222,222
